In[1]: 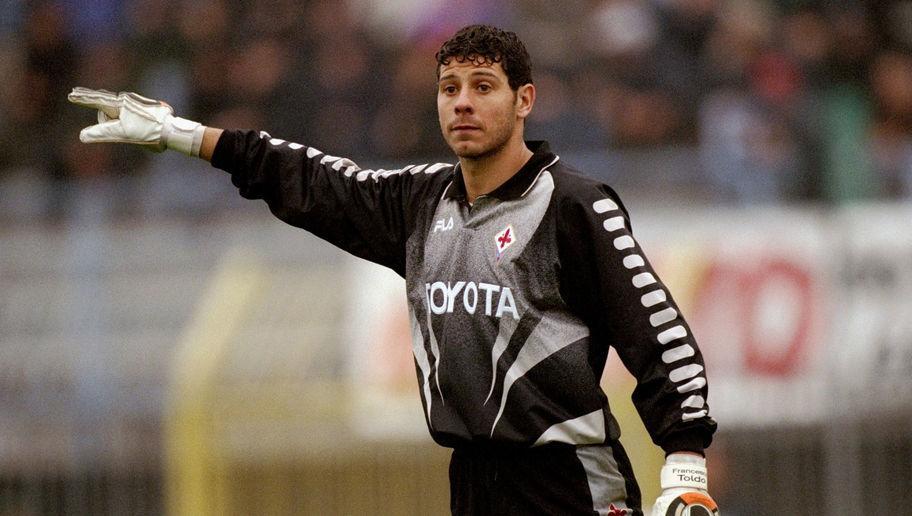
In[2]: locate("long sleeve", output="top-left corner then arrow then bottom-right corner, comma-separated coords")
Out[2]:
211,129 -> 452,276
556,180 -> 717,454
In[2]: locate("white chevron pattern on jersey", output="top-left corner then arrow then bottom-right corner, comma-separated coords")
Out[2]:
575,444 -> 632,515
263,135 -> 451,182
533,409 -> 606,446
409,310 -> 435,427
485,314 -> 520,405
490,310 -> 590,436
424,299 -> 445,403
591,198 -> 708,422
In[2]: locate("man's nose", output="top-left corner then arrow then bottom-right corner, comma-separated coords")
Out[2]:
454,90 -> 473,114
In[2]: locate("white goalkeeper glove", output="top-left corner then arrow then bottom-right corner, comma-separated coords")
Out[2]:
650,453 -> 719,516
68,87 -> 206,157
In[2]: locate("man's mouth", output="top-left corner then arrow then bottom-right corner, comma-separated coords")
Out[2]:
451,124 -> 480,132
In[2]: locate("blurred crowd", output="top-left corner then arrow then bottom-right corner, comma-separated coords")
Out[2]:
1,0 -> 912,219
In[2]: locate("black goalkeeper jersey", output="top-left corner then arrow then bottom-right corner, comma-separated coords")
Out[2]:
211,131 -> 717,455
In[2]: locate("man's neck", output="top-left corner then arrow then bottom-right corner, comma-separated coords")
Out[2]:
459,136 -> 534,204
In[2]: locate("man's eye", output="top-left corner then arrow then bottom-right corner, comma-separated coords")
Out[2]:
443,85 -> 457,94
478,84 -> 491,92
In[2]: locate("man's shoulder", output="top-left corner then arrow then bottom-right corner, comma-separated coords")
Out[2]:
405,161 -> 457,201
547,160 -> 628,217
549,160 -> 602,190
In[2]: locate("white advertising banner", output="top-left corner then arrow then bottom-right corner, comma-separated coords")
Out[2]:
828,204 -> 912,416
630,208 -> 834,427
344,258 -> 429,440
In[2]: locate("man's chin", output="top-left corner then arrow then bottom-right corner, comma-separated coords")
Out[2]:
450,142 -> 488,159
454,149 -> 483,159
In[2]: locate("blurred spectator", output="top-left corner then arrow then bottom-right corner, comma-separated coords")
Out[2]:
887,1 -> 912,49
65,0 -> 125,46
525,70 -> 608,150
589,0 -> 659,59
4,0 -> 912,220
369,41 -> 445,160
869,51 -> 912,196
700,89 -> 803,203
0,0 -> 23,39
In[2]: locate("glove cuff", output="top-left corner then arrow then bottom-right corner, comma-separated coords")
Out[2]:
161,116 -> 206,156
660,453 -> 707,491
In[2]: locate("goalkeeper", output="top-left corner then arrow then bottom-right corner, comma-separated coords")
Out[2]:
70,25 -> 718,516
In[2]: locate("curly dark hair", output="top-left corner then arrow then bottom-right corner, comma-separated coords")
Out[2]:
435,25 -> 533,91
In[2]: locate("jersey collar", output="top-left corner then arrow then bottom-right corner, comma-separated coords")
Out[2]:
444,141 -> 559,202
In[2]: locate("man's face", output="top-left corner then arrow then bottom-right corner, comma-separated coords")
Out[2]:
437,58 -> 529,159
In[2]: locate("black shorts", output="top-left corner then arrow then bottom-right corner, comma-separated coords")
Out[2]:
448,442 -> 642,515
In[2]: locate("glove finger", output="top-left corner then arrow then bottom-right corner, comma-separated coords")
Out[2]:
122,94 -> 171,122
79,119 -> 125,143
68,87 -> 122,118
123,91 -> 163,108
70,86 -> 118,100
68,88 -> 117,106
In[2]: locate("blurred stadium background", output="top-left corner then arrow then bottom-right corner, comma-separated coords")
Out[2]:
2,0 -> 912,514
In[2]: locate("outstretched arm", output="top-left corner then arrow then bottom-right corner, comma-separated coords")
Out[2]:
68,86 -> 452,275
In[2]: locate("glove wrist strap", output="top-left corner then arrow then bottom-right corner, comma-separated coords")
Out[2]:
161,116 -> 205,157
659,461 -> 708,491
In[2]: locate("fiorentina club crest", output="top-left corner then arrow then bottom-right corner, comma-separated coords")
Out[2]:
494,225 -> 515,261
606,504 -> 629,516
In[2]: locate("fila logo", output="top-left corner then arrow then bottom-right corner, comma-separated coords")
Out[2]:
433,217 -> 454,233
495,225 -> 515,260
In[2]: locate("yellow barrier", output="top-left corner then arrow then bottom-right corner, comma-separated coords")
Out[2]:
165,249 -> 266,515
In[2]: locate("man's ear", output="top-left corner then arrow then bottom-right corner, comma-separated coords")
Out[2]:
516,83 -> 535,119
